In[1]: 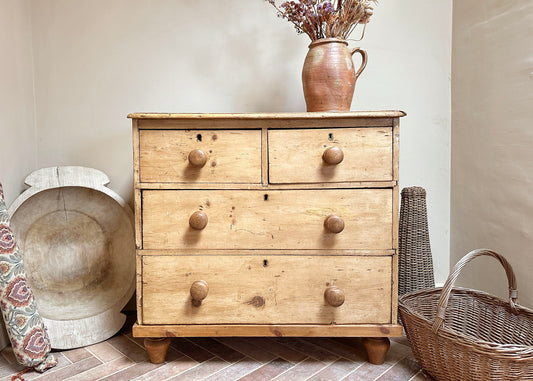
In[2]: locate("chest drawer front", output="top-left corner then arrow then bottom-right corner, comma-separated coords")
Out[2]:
142,189 -> 392,250
138,129 -> 262,183
268,127 -> 393,184
141,255 -> 392,325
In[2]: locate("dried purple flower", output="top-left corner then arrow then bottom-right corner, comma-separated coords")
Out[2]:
264,0 -> 376,41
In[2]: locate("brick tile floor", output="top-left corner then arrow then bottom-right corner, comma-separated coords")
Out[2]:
0,316 -> 435,381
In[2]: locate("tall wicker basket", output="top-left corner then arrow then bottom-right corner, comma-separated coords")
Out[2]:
398,186 -> 435,296
399,249 -> 533,381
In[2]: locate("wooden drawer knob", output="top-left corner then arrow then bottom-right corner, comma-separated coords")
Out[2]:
190,280 -> 209,306
189,211 -> 208,230
188,149 -> 207,167
322,146 -> 344,165
324,214 -> 345,233
324,286 -> 345,307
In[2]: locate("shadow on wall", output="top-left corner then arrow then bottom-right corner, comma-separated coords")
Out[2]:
232,38 -> 306,112
195,35 -> 306,112
171,5 -> 307,113
54,128 -> 135,211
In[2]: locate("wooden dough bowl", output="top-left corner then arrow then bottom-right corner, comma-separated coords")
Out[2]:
8,167 -> 135,349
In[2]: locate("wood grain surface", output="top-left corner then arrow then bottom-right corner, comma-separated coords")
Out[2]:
130,112 -> 403,353
141,189 -> 393,250
269,128 -> 393,184
139,129 -> 262,183
141,255 -> 392,325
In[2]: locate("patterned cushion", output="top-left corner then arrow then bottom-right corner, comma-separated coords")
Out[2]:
0,183 -> 56,372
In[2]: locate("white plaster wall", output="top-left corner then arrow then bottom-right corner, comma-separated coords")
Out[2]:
28,0 -> 452,282
451,1 -> 533,308
0,0 -> 37,206
357,1 -> 452,284
0,0 -> 36,350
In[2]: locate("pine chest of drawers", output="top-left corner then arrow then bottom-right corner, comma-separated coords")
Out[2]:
130,111 -> 405,364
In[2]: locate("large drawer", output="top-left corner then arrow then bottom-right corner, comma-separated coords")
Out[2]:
268,127 -> 393,184
139,129 -> 262,183
141,255 -> 392,325
141,189 -> 393,250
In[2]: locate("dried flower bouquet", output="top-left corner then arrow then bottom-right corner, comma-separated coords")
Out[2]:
265,0 -> 376,41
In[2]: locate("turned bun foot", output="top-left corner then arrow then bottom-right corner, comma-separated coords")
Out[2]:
362,337 -> 390,365
144,337 -> 171,364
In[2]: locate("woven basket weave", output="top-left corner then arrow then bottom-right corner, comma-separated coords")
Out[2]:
399,249 -> 533,380
398,186 -> 435,295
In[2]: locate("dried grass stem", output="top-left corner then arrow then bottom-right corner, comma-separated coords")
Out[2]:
266,0 -> 376,41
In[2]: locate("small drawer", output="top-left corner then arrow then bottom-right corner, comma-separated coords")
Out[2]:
141,189 -> 393,250
268,127 -> 393,184
141,255 -> 392,325
138,129 -> 262,183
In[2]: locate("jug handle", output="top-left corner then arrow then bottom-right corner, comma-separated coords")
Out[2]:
351,48 -> 368,77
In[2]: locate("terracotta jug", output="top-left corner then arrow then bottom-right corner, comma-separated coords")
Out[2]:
302,38 -> 367,112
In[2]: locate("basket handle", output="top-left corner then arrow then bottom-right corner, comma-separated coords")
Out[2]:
431,249 -> 518,333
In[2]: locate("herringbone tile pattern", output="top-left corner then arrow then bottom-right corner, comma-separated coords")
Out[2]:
0,318 -> 435,381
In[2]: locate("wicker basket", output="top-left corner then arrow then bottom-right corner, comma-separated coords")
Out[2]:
398,186 -> 435,295
399,249 -> 533,381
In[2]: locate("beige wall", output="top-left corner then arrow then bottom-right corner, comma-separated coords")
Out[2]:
4,0 -> 531,322
27,0 -> 452,283
0,0 -> 36,350
452,1 -> 533,307
0,1 -> 452,283
0,0 -> 37,206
